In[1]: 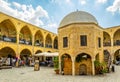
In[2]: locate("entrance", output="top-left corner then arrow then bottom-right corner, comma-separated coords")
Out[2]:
79,64 -> 87,75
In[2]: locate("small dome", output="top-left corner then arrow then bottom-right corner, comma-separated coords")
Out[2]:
59,11 -> 98,27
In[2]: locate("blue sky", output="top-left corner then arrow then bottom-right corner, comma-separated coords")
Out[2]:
0,0 -> 120,33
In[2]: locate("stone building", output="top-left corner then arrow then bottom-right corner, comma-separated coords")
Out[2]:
0,12 -> 58,61
58,11 -> 120,76
0,11 -> 120,76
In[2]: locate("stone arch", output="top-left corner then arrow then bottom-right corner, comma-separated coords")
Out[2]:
103,31 -> 111,46
61,53 -> 72,75
95,53 -> 99,61
0,19 -> 17,43
35,50 -> 43,62
47,51 -> 51,52
113,29 -> 120,46
75,53 -> 92,75
45,34 -> 52,48
20,48 -> 32,65
0,47 -> 16,57
53,36 -> 58,49
103,50 -> 111,67
20,49 -> 32,58
114,49 -> 120,62
35,50 -> 42,54
104,50 -> 110,61
34,30 -> 44,47
19,25 -> 32,45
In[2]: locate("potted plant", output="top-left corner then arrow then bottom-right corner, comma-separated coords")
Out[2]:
94,60 -> 108,75
54,56 -> 59,74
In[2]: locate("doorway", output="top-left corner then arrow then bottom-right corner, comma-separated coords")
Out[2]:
79,64 -> 87,75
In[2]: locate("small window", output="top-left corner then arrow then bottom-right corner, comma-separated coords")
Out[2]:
63,37 -> 68,47
80,35 -> 87,46
98,37 -> 101,48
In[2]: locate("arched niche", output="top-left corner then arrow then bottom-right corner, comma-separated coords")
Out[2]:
19,26 -> 32,45
45,34 -> 52,48
54,36 -> 58,49
113,29 -> 120,46
103,32 -> 111,46
0,19 -> 17,43
34,30 -> 44,47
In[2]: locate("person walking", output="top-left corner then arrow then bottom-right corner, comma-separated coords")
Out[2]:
111,64 -> 115,72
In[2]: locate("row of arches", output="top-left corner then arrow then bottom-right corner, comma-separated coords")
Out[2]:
60,49 -> 120,75
60,53 -> 92,75
0,19 -> 58,49
103,29 -> 120,46
0,47 -> 46,58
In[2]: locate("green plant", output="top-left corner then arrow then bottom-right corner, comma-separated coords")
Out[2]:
54,56 -> 59,70
94,60 -> 108,74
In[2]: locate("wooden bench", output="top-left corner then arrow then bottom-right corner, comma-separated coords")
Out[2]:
0,66 -> 12,69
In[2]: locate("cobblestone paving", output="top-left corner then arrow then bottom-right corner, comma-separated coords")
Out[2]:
0,66 -> 120,82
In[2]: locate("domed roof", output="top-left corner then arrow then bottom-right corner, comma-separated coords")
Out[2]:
59,11 -> 98,27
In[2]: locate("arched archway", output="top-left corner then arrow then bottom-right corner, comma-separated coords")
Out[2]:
19,26 -> 32,45
113,29 -> 120,46
35,50 -> 42,54
35,50 -> 43,62
104,50 -> 111,64
45,34 -> 52,48
34,30 -> 44,47
95,53 -> 99,61
103,32 -> 111,46
54,37 -> 58,49
61,54 -> 72,75
0,19 -> 17,43
114,49 -> 120,62
20,49 -> 32,65
0,47 -> 16,57
75,53 -> 92,75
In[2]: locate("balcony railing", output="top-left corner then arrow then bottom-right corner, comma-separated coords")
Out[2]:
45,44 -> 52,48
19,39 -> 32,45
0,36 -> 16,43
34,42 -> 44,47
103,42 -> 111,47
114,40 -> 120,46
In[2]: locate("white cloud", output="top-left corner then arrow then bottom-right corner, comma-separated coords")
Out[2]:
0,0 -> 48,27
79,0 -> 87,5
96,0 -> 107,4
50,0 -> 73,5
107,0 -> 120,14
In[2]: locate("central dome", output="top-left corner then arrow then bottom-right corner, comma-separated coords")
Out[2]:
59,11 -> 98,27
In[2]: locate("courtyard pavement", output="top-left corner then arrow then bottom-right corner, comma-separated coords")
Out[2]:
0,65 -> 120,82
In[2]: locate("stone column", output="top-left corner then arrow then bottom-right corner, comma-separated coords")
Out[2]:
32,35 -> 34,55
111,36 -> 114,47
59,56 -> 61,74
92,58 -> 95,75
17,32 -> 19,44
72,57 -> 75,76
44,36 -> 46,51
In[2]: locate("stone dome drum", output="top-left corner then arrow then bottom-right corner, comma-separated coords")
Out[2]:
59,11 -> 98,27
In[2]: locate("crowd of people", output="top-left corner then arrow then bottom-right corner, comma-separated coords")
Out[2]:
0,56 -> 34,67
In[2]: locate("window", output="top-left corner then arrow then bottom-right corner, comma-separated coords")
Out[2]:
80,35 -> 87,46
98,37 -> 101,48
63,37 -> 68,47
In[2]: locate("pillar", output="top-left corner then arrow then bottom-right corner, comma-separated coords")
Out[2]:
72,57 -> 75,76
16,32 -> 20,59
59,56 -> 61,74
92,58 -> 95,75
32,35 -> 34,55
17,32 -> 19,44
44,36 -> 46,51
